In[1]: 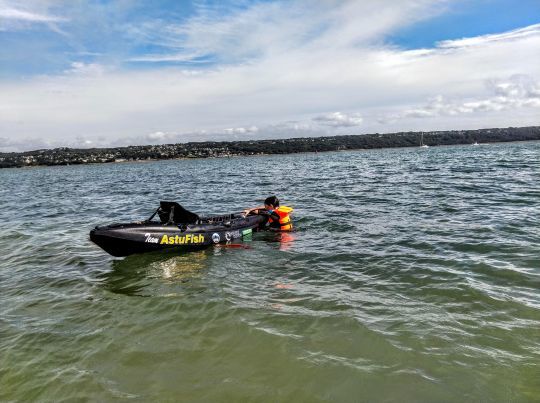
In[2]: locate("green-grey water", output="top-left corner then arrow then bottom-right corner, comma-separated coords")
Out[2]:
1,142 -> 539,402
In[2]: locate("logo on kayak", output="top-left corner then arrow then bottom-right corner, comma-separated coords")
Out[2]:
225,230 -> 241,241
144,233 -> 159,244
212,233 -> 220,243
242,228 -> 252,236
160,234 -> 204,245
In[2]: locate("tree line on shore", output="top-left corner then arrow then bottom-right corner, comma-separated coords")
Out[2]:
1,126 -> 539,168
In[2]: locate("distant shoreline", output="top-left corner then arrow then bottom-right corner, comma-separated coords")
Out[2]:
12,139 -> 535,171
1,126 -> 539,169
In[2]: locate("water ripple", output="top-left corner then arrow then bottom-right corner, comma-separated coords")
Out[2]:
1,141 -> 539,401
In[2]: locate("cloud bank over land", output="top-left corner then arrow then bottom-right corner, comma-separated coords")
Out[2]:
0,0 -> 539,151
382,75 -> 540,121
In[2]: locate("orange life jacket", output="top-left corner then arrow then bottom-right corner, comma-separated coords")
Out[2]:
269,206 -> 293,231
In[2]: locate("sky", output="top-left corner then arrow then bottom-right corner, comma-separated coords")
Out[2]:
0,0 -> 539,152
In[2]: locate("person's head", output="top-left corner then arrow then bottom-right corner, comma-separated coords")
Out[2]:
264,195 -> 280,210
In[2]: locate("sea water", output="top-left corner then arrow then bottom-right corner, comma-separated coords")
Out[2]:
1,142 -> 539,401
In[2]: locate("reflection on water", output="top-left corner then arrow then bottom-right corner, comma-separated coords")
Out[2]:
99,232 -> 297,296
252,230 -> 297,251
276,231 -> 296,251
99,249 -> 211,296
150,250 -> 209,280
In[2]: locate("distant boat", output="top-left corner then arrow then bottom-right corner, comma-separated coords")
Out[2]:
472,141 -> 479,146
420,132 -> 429,148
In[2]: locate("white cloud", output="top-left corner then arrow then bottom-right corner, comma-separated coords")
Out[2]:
223,126 -> 258,135
313,112 -> 363,127
72,136 -> 94,147
0,6 -> 65,23
0,136 -> 55,152
437,23 -> 540,49
384,75 -> 540,121
116,0 -> 452,67
114,123 -> 324,148
146,131 -> 169,141
127,53 -> 208,63
0,1 -> 66,31
64,62 -> 106,76
1,1 -> 540,151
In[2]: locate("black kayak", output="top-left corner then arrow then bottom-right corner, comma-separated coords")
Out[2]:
90,201 -> 265,257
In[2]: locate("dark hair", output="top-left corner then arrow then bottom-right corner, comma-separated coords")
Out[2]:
264,195 -> 280,208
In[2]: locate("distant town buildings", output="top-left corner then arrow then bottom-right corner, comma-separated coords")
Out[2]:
1,127 -> 539,168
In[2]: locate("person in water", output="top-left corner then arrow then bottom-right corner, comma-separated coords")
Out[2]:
244,196 -> 293,231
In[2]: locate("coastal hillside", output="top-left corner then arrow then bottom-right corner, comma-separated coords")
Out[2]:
1,126 -> 538,168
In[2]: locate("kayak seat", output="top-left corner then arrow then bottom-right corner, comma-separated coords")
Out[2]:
158,201 -> 200,225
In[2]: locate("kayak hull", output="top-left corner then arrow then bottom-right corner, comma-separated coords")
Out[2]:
90,215 -> 264,257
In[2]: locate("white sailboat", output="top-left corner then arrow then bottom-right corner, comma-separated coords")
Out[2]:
420,132 -> 429,148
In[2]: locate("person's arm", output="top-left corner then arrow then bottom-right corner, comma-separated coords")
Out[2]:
243,207 -> 279,221
243,206 -> 265,215
259,209 -> 280,221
